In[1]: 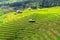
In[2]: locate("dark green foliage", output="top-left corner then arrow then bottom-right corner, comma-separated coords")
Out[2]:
31,6 -> 37,9
0,0 -> 60,9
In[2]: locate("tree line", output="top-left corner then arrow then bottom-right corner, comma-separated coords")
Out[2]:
0,0 -> 60,8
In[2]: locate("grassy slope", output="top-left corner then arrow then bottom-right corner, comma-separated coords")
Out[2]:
0,8 -> 4,16
0,7 -> 60,40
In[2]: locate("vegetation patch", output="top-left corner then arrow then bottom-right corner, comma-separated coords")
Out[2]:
0,7 -> 60,40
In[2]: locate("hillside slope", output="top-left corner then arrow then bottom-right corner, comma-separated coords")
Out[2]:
0,7 -> 60,40
0,8 -> 5,16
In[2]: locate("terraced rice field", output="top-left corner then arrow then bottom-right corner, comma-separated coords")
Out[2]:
0,7 -> 60,40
